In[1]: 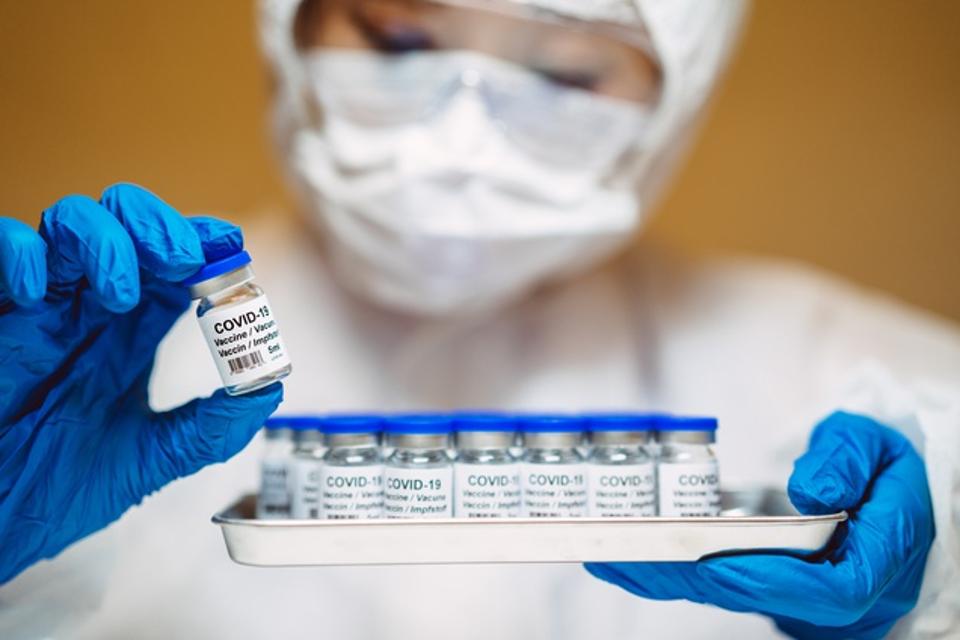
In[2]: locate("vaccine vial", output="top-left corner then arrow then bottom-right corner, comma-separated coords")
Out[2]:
657,416 -> 721,516
183,249 -> 292,395
256,416 -> 295,519
584,413 -> 658,517
519,415 -> 587,518
383,415 -> 454,519
289,417 -> 325,519
321,415 -> 384,519
453,412 -> 521,518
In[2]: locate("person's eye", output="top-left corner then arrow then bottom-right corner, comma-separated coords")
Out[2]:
535,68 -> 599,92
354,12 -> 436,54
376,28 -> 435,53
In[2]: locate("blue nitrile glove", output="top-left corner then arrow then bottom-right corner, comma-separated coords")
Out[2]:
0,183 -> 282,584
586,411 -> 935,639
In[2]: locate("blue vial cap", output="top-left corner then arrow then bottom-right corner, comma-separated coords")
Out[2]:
383,413 -> 453,435
584,412 -> 664,432
264,414 -> 292,430
658,416 -> 719,432
321,414 -> 383,435
452,411 -> 517,433
517,413 -> 584,433
278,415 -> 325,432
181,250 -> 252,286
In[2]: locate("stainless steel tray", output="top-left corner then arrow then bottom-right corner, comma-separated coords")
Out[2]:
213,489 -> 845,566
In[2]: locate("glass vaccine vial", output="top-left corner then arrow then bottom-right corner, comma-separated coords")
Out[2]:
519,415 -> 587,518
321,415 -> 384,520
289,417 -> 325,519
383,415 -> 454,519
453,412 -> 521,518
656,416 -> 721,517
183,249 -> 291,395
584,413 -> 658,517
256,416 -> 295,519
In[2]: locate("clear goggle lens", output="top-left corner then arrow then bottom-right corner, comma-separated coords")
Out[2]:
305,50 -> 653,169
295,0 -> 661,169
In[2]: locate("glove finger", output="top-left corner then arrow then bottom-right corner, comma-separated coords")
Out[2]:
0,218 -> 47,307
787,412 -> 898,515
584,562 -> 709,602
699,442 -> 931,630
135,383 -> 283,495
99,183 -> 204,282
836,438 -> 934,621
189,216 -> 244,262
39,195 -> 140,313
696,553 -> 865,627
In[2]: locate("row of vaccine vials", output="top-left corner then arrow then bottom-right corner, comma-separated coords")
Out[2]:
256,412 -> 720,520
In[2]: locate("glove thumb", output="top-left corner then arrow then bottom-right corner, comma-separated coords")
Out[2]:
787,411 -> 899,515
141,383 -> 283,493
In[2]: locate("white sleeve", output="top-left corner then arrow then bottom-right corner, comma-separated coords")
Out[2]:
828,362 -> 960,639
0,524 -> 117,638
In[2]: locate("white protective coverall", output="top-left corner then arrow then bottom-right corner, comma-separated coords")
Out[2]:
0,0 -> 958,639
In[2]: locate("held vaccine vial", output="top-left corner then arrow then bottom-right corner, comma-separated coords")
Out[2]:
657,416 -> 721,517
383,415 -> 454,519
256,416 -> 295,519
289,418 -> 325,519
321,415 -> 384,519
519,415 -> 588,518
183,249 -> 291,395
453,412 -> 521,518
584,413 -> 658,517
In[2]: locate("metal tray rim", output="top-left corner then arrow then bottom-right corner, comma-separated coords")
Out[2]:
212,491 -> 847,566
213,496 -> 847,528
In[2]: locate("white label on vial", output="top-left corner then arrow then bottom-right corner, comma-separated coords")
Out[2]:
383,467 -> 452,518
290,457 -> 323,519
657,462 -> 721,517
587,462 -> 656,517
454,463 -> 521,518
521,464 -> 587,518
198,295 -> 291,387
257,459 -> 290,518
322,465 -> 384,519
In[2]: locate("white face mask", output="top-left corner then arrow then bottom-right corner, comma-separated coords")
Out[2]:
290,50 -> 652,315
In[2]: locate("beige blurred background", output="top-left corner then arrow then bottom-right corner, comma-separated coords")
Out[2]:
1,1 -> 958,321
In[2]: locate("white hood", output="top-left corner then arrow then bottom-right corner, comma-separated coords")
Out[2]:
256,0 -> 749,314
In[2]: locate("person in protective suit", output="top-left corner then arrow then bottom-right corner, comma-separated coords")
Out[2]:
0,1 -> 957,638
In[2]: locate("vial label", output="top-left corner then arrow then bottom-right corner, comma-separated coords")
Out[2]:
198,295 -> 291,387
454,463 -> 521,518
587,462 -> 656,517
290,457 -> 323,519
657,462 -> 721,517
383,467 -> 452,518
257,459 -> 290,518
322,465 -> 384,519
521,464 -> 587,517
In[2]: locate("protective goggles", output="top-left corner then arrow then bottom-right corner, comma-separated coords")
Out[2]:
294,0 -> 662,168
304,50 -> 654,170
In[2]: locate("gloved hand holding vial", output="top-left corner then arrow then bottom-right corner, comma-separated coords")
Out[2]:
0,185 -> 284,584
